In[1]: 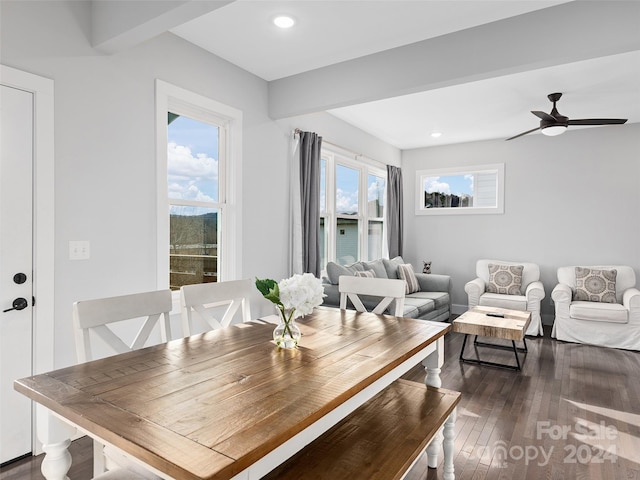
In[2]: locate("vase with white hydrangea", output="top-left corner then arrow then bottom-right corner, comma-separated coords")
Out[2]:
256,273 -> 325,349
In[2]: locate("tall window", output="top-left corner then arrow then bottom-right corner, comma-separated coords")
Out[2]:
156,81 -> 242,292
320,148 -> 386,271
167,113 -> 224,289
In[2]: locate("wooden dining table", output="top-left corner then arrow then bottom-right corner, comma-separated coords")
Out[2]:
15,306 -> 450,480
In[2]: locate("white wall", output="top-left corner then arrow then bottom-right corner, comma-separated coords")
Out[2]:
402,124 -> 640,322
1,0 -> 399,368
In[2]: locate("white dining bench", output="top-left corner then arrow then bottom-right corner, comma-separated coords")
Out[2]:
262,378 -> 460,480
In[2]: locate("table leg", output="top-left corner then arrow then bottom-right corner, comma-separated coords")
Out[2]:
426,428 -> 441,468
422,336 -> 444,388
460,334 -> 526,371
423,336 -> 445,468
442,408 -> 456,480
37,406 -> 75,480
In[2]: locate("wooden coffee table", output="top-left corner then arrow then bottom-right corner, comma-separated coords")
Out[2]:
452,306 -> 531,371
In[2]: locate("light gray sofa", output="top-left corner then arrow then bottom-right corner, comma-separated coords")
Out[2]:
322,256 -> 451,322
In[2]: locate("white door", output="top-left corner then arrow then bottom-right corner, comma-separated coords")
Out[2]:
0,83 -> 34,464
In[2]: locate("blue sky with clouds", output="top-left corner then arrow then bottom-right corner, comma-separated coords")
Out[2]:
167,115 -> 219,204
423,174 -> 473,196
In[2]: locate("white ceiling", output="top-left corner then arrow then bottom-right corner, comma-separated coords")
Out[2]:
171,0 -> 640,149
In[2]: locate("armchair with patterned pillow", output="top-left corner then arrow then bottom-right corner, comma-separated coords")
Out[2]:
551,265 -> 640,350
464,259 -> 546,336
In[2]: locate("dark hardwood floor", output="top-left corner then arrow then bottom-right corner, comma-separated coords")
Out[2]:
403,325 -> 640,480
2,325 -> 639,480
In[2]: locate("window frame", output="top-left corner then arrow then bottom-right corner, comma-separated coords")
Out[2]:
156,80 -> 243,300
320,146 -> 387,270
415,163 -> 505,215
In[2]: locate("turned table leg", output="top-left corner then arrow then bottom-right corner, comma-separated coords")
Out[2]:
37,406 -> 76,480
442,408 -> 457,480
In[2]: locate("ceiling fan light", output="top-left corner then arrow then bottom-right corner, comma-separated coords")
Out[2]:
541,125 -> 567,137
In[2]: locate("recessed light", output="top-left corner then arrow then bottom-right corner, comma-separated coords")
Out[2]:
273,15 -> 296,29
431,132 -> 442,138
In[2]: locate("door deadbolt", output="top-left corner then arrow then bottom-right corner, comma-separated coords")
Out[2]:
13,273 -> 27,284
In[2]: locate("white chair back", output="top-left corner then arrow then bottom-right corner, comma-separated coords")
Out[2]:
339,275 -> 405,316
73,289 -> 173,363
72,289 -> 172,479
180,279 -> 253,336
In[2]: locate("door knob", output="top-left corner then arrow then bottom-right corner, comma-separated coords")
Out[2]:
3,297 -> 28,312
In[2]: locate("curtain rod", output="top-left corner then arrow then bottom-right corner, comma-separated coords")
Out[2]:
293,128 -> 364,160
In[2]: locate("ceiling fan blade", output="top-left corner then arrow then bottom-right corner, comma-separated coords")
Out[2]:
568,118 -> 628,126
506,127 -> 540,141
531,110 -> 556,122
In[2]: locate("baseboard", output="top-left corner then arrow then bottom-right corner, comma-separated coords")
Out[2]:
451,304 -> 467,315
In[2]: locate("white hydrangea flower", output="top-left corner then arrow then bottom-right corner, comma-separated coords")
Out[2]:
278,273 -> 325,318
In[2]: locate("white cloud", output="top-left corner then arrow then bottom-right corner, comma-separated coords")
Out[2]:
168,181 -> 214,202
464,174 -> 474,192
424,177 -> 451,195
167,142 -> 217,202
167,142 -> 218,179
336,188 -> 358,213
368,181 -> 385,202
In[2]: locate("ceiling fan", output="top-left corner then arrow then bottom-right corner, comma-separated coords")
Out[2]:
506,92 -> 628,141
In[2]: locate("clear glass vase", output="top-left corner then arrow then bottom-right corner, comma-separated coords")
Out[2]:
273,307 -> 301,349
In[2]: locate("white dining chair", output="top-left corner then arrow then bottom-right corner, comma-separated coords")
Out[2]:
339,275 -> 406,316
180,279 -> 253,336
73,289 -> 172,479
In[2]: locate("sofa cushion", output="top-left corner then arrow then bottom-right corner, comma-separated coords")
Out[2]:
383,256 -> 405,279
355,270 -> 376,278
397,264 -> 420,294
360,259 -> 388,279
574,267 -> 617,303
486,264 -> 523,295
326,262 -> 364,285
479,293 -> 527,311
403,297 -> 435,318
570,301 -> 628,323
407,291 -> 450,310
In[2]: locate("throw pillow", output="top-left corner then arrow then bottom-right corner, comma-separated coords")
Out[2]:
397,264 -> 420,294
355,270 -> 376,278
326,262 -> 364,285
383,256 -> 405,279
360,258 -> 388,279
574,267 -> 617,303
486,264 -> 524,295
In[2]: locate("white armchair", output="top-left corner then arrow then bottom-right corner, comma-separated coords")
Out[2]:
551,265 -> 640,350
465,259 -> 546,336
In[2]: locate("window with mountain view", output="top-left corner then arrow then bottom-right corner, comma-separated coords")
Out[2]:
167,113 -> 224,289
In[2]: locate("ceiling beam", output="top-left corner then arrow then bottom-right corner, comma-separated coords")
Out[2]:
91,0 -> 234,54
268,1 -> 640,119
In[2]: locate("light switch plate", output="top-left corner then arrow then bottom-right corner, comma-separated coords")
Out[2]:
69,240 -> 90,260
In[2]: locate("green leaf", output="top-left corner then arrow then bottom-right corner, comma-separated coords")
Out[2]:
255,278 -> 281,305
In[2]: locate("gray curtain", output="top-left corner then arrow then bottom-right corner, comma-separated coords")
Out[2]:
299,131 -> 322,276
386,165 -> 403,258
